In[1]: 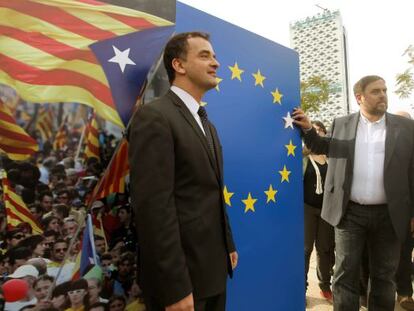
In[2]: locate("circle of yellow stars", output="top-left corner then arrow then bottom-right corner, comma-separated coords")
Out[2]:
215,60 -> 297,214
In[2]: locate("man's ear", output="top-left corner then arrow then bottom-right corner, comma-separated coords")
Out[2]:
355,93 -> 362,105
172,58 -> 185,75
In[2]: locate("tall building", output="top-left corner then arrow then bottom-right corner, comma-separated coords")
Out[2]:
290,10 -> 350,125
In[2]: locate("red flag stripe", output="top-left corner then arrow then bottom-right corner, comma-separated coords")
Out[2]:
4,193 -> 41,224
106,12 -> 156,30
6,208 -> 26,223
6,209 -> 42,234
0,144 -> 37,154
0,25 -> 98,64
0,54 -> 115,109
0,0 -> 116,41
94,140 -> 129,200
5,208 -> 36,226
87,144 -> 99,157
112,142 -> 128,192
102,151 -> 118,195
0,110 -> 17,124
88,125 -> 99,137
0,126 -> 37,143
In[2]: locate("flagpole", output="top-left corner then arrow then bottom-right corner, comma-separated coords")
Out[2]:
74,119 -> 86,162
45,213 -> 86,300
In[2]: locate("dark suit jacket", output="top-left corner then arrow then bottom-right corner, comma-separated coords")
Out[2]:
128,90 -> 235,306
303,112 -> 414,241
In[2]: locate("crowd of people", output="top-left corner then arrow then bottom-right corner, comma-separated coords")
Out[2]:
0,120 -> 144,311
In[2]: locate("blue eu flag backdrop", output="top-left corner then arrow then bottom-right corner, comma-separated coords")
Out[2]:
177,3 -> 304,310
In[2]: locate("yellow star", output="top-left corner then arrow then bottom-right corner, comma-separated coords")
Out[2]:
264,184 -> 278,203
228,62 -> 244,81
242,192 -> 257,213
200,101 -> 207,107
271,88 -> 283,104
279,165 -> 291,183
223,186 -> 234,207
285,140 -> 297,156
252,69 -> 266,87
215,77 -> 223,91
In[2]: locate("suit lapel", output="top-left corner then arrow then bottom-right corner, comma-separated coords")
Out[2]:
384,113 -> 400,169
167,91 -> 220,178
344,112 -> 359,162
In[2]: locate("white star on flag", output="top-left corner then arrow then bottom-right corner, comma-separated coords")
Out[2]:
283,112 -> 295,129
108,46 -> 136,73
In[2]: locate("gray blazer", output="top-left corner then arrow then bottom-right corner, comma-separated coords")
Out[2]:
303,112 -> 414,241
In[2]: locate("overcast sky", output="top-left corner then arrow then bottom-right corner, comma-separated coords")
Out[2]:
180,0 -> 414,113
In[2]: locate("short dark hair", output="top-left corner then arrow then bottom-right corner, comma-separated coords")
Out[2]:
163,32 -> 210,84
33,275 -> 54,289
39,191 -> 53,201
18,235 -> 44,253
6,246 -> 31,265
100,252 -> 112,261
108,295 -> 126,308
311,120 -> 327,135
353,75 -> 384,96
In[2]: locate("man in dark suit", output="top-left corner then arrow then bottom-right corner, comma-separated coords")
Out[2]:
128,32 -> 237,311
293,75 -> 414,310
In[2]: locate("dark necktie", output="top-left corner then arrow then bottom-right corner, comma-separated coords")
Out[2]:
197,106 -> 217,162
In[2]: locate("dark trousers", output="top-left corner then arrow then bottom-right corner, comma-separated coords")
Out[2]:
304,204 -> 335,292
396,233 -> 414,296
361,232 -> 413,298
145,292 -> 226,311
333,202 -> 401,311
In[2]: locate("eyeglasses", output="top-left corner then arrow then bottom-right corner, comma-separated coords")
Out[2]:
54,248 -> 68,253
12,234 -> 24,240
68,289 -> 85,295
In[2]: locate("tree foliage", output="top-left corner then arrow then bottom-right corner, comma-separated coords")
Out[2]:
395,45 -> 414,99
300,75 -> 330,113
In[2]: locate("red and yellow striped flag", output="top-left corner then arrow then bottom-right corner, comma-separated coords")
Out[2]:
0,100 -> 38,160
92,212 -> 108,251
36,107 -> 54,141
0,0 -> 172,128
2,173 -> 43,234
53,116 -> 67,150
84,114 -> 100,160
91,138 -> 129,201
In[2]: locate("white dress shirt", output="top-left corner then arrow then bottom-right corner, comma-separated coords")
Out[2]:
171,86 -> 205,135
350,112 -> 387,205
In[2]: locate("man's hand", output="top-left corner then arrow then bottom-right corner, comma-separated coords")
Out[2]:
292,107 -> 312,131
166,293 -> 194,311
229,251 -> 238,270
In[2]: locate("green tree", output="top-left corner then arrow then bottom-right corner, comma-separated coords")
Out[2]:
395,45 -> 414,99
300,75 -> 330,113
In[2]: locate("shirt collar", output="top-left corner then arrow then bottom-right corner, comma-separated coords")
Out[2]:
359,111 -> 386,125
171,86 -> 200,115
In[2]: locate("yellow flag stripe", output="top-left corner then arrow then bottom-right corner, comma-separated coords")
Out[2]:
1,36 -> 108,85
61,8 -> 136,35
0,135 -> 39,149
0,150 -> 33,161
0,8 -> 94,49
0,70 -> 123,128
